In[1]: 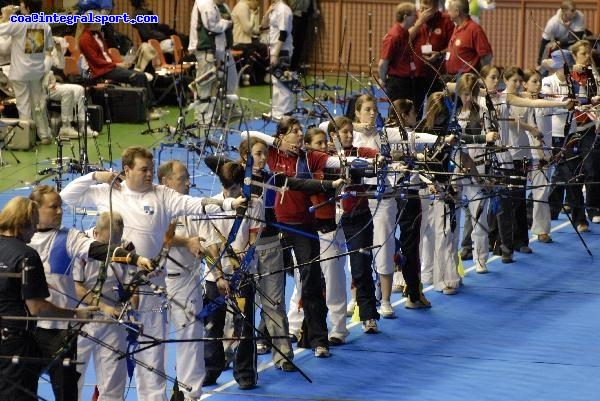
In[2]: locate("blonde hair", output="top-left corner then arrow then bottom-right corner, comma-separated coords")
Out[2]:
0,196 -> 39,238
95,211 -> 124,233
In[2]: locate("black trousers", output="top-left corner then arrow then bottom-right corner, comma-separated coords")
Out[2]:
203,279 -> 257,385
0,330 -> 41,401
397,190 -> 424,302
341,210 -> 379,321
35,328 -> 80,401
279,223 -> 329,349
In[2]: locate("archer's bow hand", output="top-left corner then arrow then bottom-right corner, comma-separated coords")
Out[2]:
232,196 -> 248,210
216,277 -> 231,296
137,256 -> 155,272
74,306 -> 100,320
185,236 -> 206,258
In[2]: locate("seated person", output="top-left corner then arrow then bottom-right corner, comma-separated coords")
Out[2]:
131,0 -> 189,61
45,37 -> 98,139
75,19 -> 159,113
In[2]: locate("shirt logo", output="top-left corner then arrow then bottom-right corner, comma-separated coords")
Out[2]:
143,205 -> 155,215
455,39 -> 462,46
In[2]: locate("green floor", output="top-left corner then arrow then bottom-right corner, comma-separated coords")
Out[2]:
0,84 -> 273,193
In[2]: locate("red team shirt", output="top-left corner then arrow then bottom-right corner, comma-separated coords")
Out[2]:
445,17 -> 492,74
380,22 -> 414,78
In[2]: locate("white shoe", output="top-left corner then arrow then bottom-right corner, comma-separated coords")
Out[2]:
475,261 -> 488,274
346,299 -> 356,317
443,287 -> 457,295
58,126 -> 79,139
378,301 -> 396,319
592,216 -> 600,224
362,319 -> 378,334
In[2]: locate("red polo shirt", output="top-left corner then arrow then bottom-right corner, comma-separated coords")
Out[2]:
445,17 -> 492,74
267,148 -> 329,224
413,11 -> 455,77
381,22 -> 414,78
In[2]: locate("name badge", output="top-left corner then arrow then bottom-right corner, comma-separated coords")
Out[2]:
421,44 -> 432,55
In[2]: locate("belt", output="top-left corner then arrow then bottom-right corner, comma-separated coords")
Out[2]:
167,273 -> 181,278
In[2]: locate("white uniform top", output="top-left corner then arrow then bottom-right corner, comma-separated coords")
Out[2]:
353,126 -> 437,186
507,103 -> 533,160
0,21 -> 53,81
188,0 -> 232,52
166,216 -> 204,276
268,0 -> 293,53
478,93 -> 513,167
72,229 -> 132,308
202,193 -> 264,282
60,172 -> 215,260
231,0 -> 259,45
525,105 -> 553,161
542,9 -> 585,42
541,73 -> 576,138
29,228 -> 94,329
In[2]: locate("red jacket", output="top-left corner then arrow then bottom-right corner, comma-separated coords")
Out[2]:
79,29 -> 116,78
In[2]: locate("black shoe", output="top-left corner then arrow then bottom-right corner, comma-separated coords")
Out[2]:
328,336 -> 344,346
238,378 -> 256,390
277,360 -> 297,372
202,375 -> 218,387
459,249 -> 473,260
501,252 -> 514,264
290,334 -> 298,343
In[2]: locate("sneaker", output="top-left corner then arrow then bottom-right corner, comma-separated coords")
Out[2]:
314,346 -> 330,358
563,205 -> 572,214
475,261 -> 488,274
346,299 -> 356,317
577,224 -> 589,233
237,377 -> 255,390
538,234 -> 553,243
362,319 -> 378,334
85,126 -> 99,137
593,216 -> 600,224
328,336 -> 344,346
392,270 -> 404,293
378,301 -> 396,319
517,246 -> 532,254
442,287 -> 457,295
40,137 -> 52,145
405,293 -> 432,309
276,360 -> 297,372
256,341 -> 270,355
149,109 -> 163,120
58,126 -> 80,139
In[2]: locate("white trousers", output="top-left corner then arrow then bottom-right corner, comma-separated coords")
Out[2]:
166,273 -> 205,400
271,74 -> 294,118
529,166 -> 551,235
462,181 -> 490,266
48,83 -> 85,125
368,197 -> 398,275
420,195 -> 461,291
134,288 -> 168,401
12,78 -> 50,139
76,322 -> 128,401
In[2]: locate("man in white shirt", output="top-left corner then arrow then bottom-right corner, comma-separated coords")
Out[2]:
59,146 -> 244,401
0,0 -> 53,144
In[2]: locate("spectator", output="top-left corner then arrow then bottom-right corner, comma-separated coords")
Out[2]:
537,0 -> 586,66
231,0 -> 269,85
445,0 -> 492,74
0,1 -> 53,144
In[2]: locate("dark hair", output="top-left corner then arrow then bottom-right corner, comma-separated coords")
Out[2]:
304,127 -> 327,145
327,116 -> 353,134
354,93 -> 377,122
130,0 -> 145,8
387,99 -> 414,126
24,0 -> 43,13
503,65 -> 524,81
480,64 -> 500,79
275,116 -> 301,137
218,162 -> 245,189
239,137 -> 267,162
395,2 -> 416,23
523,68 -> 541,83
